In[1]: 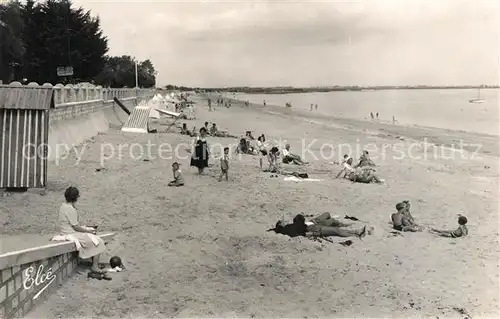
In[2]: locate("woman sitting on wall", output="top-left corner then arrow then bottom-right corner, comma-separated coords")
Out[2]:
59,187 -> 111,280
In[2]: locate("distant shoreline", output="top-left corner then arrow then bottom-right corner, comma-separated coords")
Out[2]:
218,94 -> 499,157
209,86 -> 498,94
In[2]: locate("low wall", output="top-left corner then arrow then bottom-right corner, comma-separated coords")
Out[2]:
48,96 -> 152,162
0,233 -> 115,319
0,81 -> 155,163
0,250 -> 78,318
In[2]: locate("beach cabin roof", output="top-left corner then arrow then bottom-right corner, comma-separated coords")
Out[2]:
0,85 -> 54,110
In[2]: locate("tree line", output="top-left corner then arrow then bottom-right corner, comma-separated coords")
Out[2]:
0,0 -> 156,88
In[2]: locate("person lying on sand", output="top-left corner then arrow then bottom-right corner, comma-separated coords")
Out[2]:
210,123 -> 238,138
310,212 -> 354,228
429,215 -> 468,238
269,214 -> 371,239
282,144 -> 307,165
348,166 -> 384,184
168,162 -> 185,187
391,202 -> 422,232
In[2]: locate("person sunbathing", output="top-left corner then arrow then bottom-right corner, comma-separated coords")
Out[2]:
282,144 -> 307,165
391,202 -> 422,232
270,214 -> 370,239
236,138 -> 250,154
180,123 -> 191,136
210,123 -> 218,136
309,212 -> 354,228
347,165 -> 384,184
429,215 -> 468,238
236,137 -> 258,155
210,123 -> 237,138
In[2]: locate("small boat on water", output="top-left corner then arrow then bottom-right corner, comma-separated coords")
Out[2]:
469,88 -> 485,103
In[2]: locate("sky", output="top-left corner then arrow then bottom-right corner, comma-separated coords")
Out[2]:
74,0 -> 500,87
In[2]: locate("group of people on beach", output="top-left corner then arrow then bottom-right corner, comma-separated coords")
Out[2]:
53,94 -> 470,283
335,151 -> 385,184
391,200 -> 468,238
171,96 -> 469,245
207,97 -> 232,111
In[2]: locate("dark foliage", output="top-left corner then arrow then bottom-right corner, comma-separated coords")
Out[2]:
0,0 -> 156,87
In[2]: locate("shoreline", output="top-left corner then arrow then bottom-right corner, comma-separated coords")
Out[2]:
222,97 -> 499,158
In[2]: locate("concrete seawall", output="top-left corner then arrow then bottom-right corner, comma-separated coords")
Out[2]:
47,96 -> 151,161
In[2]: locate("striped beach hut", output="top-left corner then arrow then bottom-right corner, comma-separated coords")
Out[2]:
0,85 -> 54,189
121,106 -> 151,133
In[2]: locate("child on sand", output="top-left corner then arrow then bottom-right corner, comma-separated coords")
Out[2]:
168,162 -> 184,187
430,215 -> 468,238
219,147 -> 229,182
391,202 -> 422,232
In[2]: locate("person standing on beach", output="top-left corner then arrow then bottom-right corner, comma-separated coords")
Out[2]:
190,127 -> 210,174
315,104 -> 318,110
257,135 -> 268,170
263,100 -> 266,107
218,147 -> 230,182
208,98 -> 212,112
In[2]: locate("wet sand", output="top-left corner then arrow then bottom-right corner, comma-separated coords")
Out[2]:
1,96 -> 499,318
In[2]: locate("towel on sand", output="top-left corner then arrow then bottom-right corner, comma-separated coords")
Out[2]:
284,176 -> 322,182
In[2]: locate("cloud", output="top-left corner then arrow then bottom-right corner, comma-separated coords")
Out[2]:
75,0 -> 499,86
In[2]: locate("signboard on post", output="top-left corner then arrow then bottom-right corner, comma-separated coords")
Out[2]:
56,66 -> 73,77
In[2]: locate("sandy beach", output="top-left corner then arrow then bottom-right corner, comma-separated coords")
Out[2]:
2,96 -> 499,318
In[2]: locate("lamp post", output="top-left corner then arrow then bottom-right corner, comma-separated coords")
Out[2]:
0,19 -> 8,84
135,60 -> 138,88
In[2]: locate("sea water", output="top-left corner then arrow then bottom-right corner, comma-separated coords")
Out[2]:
233,89 -> 500,136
